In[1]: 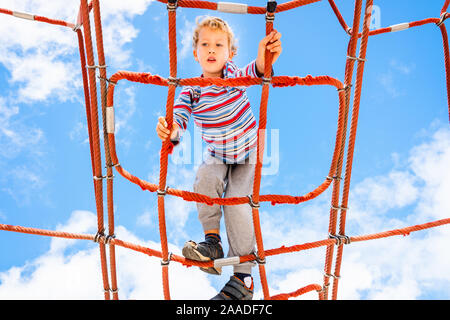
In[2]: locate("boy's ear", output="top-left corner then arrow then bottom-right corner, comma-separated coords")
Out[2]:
228,50 -> 234,61
193,49 -> 199,62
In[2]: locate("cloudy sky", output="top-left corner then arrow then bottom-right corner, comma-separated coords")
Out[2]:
0,0 -> 449,300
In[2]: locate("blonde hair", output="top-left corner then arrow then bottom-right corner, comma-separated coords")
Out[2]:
192,16 -> 238,55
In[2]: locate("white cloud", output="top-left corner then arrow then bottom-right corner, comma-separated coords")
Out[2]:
178,16 -> 196,62
0,0 -> 156,206
377,59 -> 416,98
0,210 -> 216,299
254,125 -> 450,300
0,96 -> 44,158
0,96 -> 48,206
1,117 -> 449,299
0,0 -> 155,103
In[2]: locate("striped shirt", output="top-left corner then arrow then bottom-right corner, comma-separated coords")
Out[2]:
173,60 -> 262,163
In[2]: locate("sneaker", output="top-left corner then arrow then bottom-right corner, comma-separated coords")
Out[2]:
211,275 -> 254,300
182,237 -> 224,275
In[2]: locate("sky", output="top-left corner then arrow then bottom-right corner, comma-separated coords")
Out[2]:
0,0 -> 449,300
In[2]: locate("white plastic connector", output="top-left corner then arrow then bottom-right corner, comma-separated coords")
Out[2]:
12,11 -> 35,21
217,2 -> 248,14
390,22 -> 410,32
106,107 -> 115,134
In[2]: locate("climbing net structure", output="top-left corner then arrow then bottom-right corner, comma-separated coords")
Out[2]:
1,0 -> 450,300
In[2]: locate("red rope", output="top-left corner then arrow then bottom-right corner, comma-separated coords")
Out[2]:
1,0 -> 449,301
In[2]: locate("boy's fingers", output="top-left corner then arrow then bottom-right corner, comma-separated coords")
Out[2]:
157,123 -> 170,134
270,42 -> 282,50
158,116 -> 167,124
158,131 -> 168,139
267,39 -> 281,49
261,31 -> 275,44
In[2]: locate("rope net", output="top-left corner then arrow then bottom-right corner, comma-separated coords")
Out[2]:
1,0 -> 450,300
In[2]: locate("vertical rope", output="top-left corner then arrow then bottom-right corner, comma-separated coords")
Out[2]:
442,0 -> 450,15
330,0 -> 374,300
158,0 -> 178,300
250,2 -> 276,300
92,0 -> 119,300
76,29 -> 95,176
438,22 -> 450,123
323,0 -> 364,300
79,0 -> 111,300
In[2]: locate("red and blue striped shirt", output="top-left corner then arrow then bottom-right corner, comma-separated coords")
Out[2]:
173,60 -> 262,163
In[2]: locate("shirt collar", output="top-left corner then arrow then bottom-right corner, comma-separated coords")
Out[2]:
200,61 -> 229,79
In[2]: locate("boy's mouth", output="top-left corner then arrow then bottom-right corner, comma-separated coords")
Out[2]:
207,57 -> 216,62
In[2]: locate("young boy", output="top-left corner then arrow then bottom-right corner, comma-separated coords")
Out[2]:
156,16 -> 282,300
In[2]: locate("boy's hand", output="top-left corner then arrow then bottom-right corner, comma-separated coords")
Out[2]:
156,116 -> 180,142
256,30 -> 282,75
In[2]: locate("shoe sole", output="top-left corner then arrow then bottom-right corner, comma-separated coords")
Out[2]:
182,241 -> 222,275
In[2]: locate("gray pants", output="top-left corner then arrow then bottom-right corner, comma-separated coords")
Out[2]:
193,151 -> 257,275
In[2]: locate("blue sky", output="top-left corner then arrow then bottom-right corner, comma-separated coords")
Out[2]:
0,0 -> 449,300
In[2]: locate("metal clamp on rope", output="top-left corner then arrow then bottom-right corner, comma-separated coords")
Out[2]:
252,252 -> 266,265
261,77 -> 272,86
86,64 -> 107,69
105,162 -> 120,169
337,84 -> 352,93
93,175 -> 114,181
94,229 -> 105,243
167,0 -> 178,11
266,0 -> 277,22
110,288 -> 119,294
338,234 -> 351,245
347,55 -> 367,62
98,76 -> 117,86
324,272 -> 341,280
161,252 -> 173,266
326,175 -> 342,181
329,233 -> 351,246
73,24 -> 82,32
346,27 -> 352,36
437,12 -> 448,27
105,234 -> 116,245
329,233 -> 342,246
331,205 -> 348,211
157,186 -> 169,197
167,76 -> 180,87
247,195 -> 260,208
316,282 -> 330,293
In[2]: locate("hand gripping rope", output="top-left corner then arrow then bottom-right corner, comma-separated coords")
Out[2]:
1,0 -> 450,301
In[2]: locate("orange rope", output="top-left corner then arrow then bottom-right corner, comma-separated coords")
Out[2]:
1,0 -> 449,301
271,284 -> 323,300
92,0 -> 119,300
327,0 -> 373,300
79,0 -> 111,300
1,216 -> 449,271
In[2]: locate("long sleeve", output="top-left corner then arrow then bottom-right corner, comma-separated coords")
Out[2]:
173,86 -> 194,132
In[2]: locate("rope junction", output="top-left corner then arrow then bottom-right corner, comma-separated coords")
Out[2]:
1,0 -> 450,300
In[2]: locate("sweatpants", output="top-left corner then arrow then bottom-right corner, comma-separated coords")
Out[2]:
193,150 -> 257,275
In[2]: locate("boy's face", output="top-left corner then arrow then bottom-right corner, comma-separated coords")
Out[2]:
193,27 -> 234,78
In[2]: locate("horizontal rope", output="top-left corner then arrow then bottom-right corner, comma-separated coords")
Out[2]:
2,217 -> 449,267
154,0 -> 322,14
0,7 -> 76,29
